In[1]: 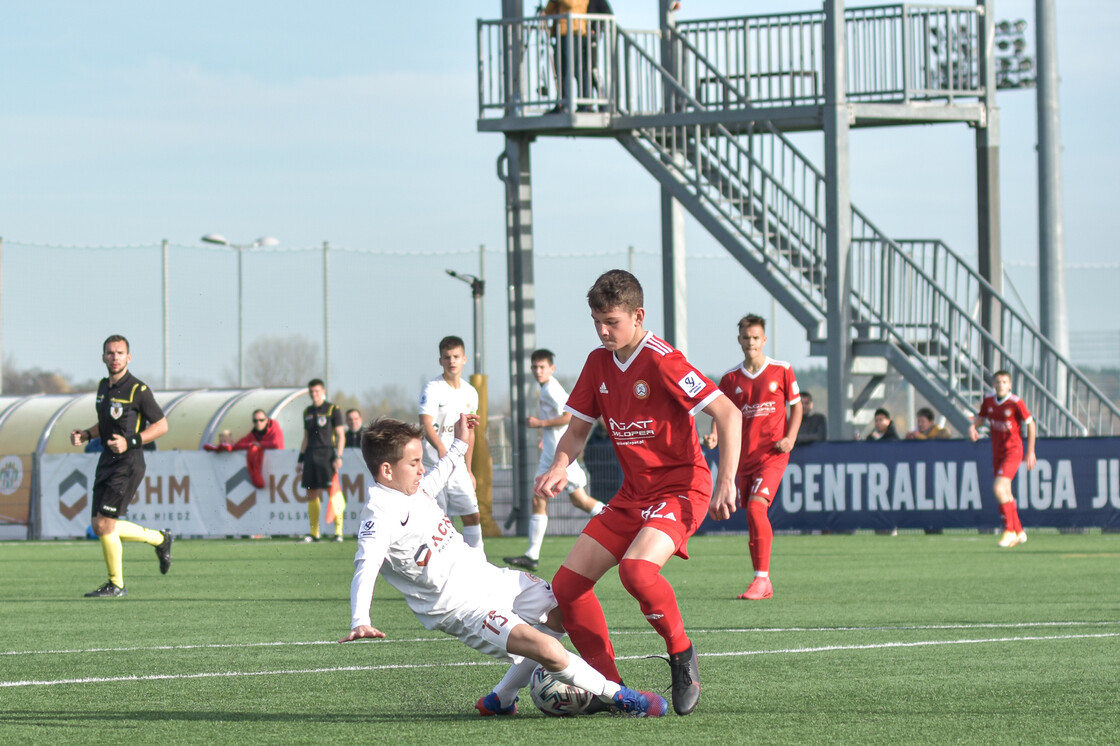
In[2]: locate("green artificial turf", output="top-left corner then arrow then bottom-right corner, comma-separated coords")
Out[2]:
1,531 -> 1117,745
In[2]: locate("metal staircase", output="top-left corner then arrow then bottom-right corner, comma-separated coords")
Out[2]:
477,5 -> 1120,437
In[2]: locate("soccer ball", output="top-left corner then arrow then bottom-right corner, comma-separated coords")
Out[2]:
529,665 -> 595,717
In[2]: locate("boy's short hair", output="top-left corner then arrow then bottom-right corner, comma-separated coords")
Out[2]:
362,418 -> 424,477
103,334 -> 130,353
346,408 -> 362,418
993,369 -> 1011,380
587,270 -> 643,313
307,378 -> 325,390
800,391 -> 813,403
738,314 -> 766,334
917,406 -> 935,421
531,348 -> 555,365
439,335 -> 466,355
874,407 -> 891,419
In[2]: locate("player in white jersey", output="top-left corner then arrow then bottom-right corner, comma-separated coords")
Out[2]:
339,413 -> 666,718
419,335 -> 483,549
505,349 -> 606,572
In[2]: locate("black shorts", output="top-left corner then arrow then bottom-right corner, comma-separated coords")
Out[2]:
301,448 -> 336,490
92,455 -> 145,519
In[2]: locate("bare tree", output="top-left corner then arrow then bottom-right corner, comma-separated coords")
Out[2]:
238,334 -> 322,388
2,357 -> 78,394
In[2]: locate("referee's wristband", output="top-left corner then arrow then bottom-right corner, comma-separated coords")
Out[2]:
297,452 -> 305,464
128,434 -> 143,450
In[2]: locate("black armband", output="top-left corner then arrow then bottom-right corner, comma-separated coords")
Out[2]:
82,430 -> 92,443
297,452 -> 305,463
129,434 -> 143,450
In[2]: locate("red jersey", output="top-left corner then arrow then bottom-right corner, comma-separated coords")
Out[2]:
978,393 -> 1032,457
565,332 -> 722,507
719,357 -> 800,471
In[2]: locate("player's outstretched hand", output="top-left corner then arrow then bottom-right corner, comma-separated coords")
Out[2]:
452,412 -> 480,443
339,625 -> 386,643
533,468 -> 567,500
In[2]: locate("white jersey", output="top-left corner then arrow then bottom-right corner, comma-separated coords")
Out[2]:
538,377 -> 571,467
418,377 -> 479,467
350,440 -> 495,630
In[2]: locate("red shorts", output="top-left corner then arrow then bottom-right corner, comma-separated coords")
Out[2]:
582,490 -> 709,561
993,448 -> 1023,478
735,457 -> 789,507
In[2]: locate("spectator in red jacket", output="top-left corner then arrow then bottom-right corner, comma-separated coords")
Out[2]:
205,410 -> 285,487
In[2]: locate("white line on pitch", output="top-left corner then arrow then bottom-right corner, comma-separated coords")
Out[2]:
3,632 -> 1118,689
3,620 -> 1117,658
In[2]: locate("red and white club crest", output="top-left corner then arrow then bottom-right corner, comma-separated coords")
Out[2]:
768,381 -> 778,393
634,380 -> 650,399
1003,409 -> 1012,418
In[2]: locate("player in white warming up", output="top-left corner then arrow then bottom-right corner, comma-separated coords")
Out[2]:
339,413 -> 666,718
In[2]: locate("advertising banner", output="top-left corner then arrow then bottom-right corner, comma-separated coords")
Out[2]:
37,451 -> 371,539
0,454 -> 32,526
699,437 -> 1120,534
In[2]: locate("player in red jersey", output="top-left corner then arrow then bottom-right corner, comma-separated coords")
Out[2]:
968,370 -> 1036,547
535,270 -> 742,716
707,314 -> 801,600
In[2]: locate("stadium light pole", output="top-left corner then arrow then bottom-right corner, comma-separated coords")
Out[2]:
445,269 -> 485,376
201,233 -> 280,388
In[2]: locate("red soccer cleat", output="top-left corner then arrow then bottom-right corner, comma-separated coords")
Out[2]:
738,576 -> 774,600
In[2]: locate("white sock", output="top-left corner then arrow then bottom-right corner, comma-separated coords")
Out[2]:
550,655 -> 619,699
526,514 -> 548,560
462,524 -> 483,549
492,656 -> 538,707
755,571 -> 769,578
588,501 -> 606,517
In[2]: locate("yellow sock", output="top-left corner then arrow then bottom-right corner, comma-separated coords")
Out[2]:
115,520 -> 164,546
333,499 -> 344,537
99,532 -> 124,587
308,497 -> 321,538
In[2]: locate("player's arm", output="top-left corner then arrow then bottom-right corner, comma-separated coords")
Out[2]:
1025,418 -> 1037,470
333,424 -> 346,464
704,395 -> 742,521
419,414 -> 446,459
534,415 -> 591,499
106,417 -> 168,454
530,411 -> 573,429
968,413 -> 986,441
296,429 -> 309,473
340,553 -> 388,643
71,423 -> 100,447
777,400 -> 803,453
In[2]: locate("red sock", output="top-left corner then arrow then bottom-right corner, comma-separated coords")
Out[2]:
552,565 -> 621,682
1006,501 -> 1023,533
998,501 -> 1017,532
617,558 -> 690,655
746,499 -> 773,574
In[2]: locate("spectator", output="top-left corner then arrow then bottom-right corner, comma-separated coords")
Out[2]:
206,410 -> 285,488
345,409 -> 364,448
907,407 -> 951,440
866,408 -> 900,441
796,391 -> 828,445
543,0 -> 591,113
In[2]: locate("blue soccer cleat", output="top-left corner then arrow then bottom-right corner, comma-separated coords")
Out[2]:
475,692 -> 518,716
612,686 -> 668,717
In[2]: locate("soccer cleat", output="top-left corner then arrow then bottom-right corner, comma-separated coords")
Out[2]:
299,535 -> 320,543
998,530 -> 1020,548
85,581 -> 127,598
331,535 -> 344,543
738,576 -> 774,600
503,555 -> 539,571
475,693 -> 517,716
585,696 -> 618,715
612,686 -> 667,718
155,529 -> 173,574
668,643 -> 701,715
1016,531 -> 1028,545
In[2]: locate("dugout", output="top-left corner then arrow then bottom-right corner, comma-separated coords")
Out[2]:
0,387 -> 309,456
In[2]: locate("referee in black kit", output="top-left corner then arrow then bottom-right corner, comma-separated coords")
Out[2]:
295,378 -> 345,542
71,334 -> 172,597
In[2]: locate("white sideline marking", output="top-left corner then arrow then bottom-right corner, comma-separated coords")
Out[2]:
3,632 -> 1118,689
3,620 -> 1117,658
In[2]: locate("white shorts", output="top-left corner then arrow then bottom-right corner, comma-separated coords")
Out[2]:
535,458 -> 588,495
431,466 -> 480,517
436,569 -> 556,663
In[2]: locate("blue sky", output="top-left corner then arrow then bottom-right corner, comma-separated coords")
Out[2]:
2,1 -> 1117,402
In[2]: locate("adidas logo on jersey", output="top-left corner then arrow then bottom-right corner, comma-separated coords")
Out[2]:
599,382 -> 609,394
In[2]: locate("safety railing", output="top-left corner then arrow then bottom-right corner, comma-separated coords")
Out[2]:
477,13 -> 618,118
